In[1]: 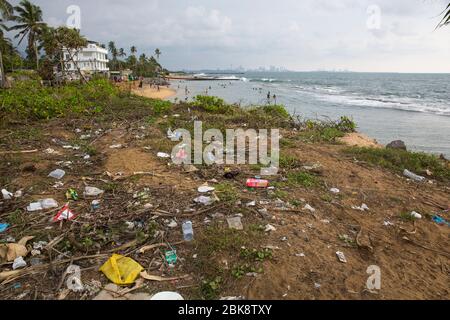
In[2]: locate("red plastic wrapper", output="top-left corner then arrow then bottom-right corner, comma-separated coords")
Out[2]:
246,178 -> 269,188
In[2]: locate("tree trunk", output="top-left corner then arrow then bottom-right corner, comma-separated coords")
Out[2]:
0,49 -> 7,88
35,41 -> 39,70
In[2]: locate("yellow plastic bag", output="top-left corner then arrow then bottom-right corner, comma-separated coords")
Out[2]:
99,254 -> 144,285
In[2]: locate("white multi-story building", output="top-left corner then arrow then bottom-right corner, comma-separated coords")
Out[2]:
63,41 -> 109,74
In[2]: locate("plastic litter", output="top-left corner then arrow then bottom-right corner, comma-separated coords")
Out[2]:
66,264 -> 84,292
91,200 -> 101,211
167,220 -> 178,228
432,215 -> 449,226
194,196 -> 214,206
157,152 -> 171,158
150,291 -> 184,300
336,251 -> 347,263
109,144 -> 123,149
303,204 -> 316,213
246,178 -> 269,188
27,199 -> 58,212
84,186 -> 104,197
227,216 -> 243,230
265,224 -> 276,232
48,169 -> 66,180
66,188 -> 79,201
165,250 -> 178,266
410,211 -> 422,219
12,256 -> 27,270
41,198 -> 59,209
403,169 -> 426,182
0,223 -> 9,233
99,254 -> 144,285
53,203 -> 76,222
330,188 -> 340,194
352,204 -> 369,211
182,221 -> 194,241
198,185 -> 215,193
2,189 -> 13,200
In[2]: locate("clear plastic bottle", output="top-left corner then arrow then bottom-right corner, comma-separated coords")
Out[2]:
182,221 -> 194,241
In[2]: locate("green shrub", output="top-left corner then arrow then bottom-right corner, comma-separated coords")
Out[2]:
191,95 -> 231,113
262,104 -> 290,119
0,79 -> 118,120
151,100 -> 172,115
344,147 -> 450,182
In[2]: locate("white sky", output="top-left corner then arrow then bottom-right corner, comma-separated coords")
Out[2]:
7,0 -> 450,72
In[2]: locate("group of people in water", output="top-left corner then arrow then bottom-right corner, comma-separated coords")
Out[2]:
176,81 -> 278,105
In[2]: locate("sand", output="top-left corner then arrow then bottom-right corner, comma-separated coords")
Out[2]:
339,132 -> 383,148
132,85 -> 176,100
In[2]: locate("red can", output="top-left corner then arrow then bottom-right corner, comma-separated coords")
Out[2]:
246,178 -> 269,188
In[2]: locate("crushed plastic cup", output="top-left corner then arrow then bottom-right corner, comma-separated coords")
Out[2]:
48,169 -> 66,180
2,189 -> 13,200
198,185 -> 215,193
182,221 -> 194,241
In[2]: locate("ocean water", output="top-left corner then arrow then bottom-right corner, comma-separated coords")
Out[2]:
170,72 -> 450,157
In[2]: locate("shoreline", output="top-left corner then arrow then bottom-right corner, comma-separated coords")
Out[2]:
132,85 -> 177,100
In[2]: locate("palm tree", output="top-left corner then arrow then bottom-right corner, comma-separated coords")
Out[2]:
437,3 -> 450,28
130,45 -> 137,56
154,48 -> 161,60
118,48 -> 126,70
0,0 -> 12,88
10,0 -> 45,70
108,41 -> 118,69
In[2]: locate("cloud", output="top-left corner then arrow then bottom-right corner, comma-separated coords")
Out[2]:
5,0 -> 450,72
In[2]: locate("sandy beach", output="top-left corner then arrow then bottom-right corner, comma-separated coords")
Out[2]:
132,85 -> 176,100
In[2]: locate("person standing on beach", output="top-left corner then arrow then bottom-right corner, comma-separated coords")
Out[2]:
273,94 -> 277,105
267,91 -> 271,104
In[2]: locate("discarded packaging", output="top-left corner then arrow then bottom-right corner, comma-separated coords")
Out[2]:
352,204 -> 369,211
265,224 -> 276,232
12,256 -> 27,270
194,196 -> 214,206
246,178 -> 269,188
157,152 -> 171,158
0,223 -> 9,233
91,200 -> 101,211
84,186 -> 104,197
150,291 -> 184,300
2,189 -> 13,200
182,221 -> 194,241
48,169 -> 66,180
330,188 -> 340,194
66,188 -> 79,201
403,169 -> 426,182
198,185 -> 215,193
227,216 -> 244,230
432,215 -> 449,226
410,211 -> 422,220
27,198 -> 59,212
336,251 -> 347,263
53,203 -> 76,222
303,204 -> 316,213
165,250 -> 178,265
99,254 -> 144,285
167,220 -> 178,228
66,265 -> 84,292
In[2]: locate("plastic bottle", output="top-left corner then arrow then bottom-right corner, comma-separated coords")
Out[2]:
182,221 -> 194,241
